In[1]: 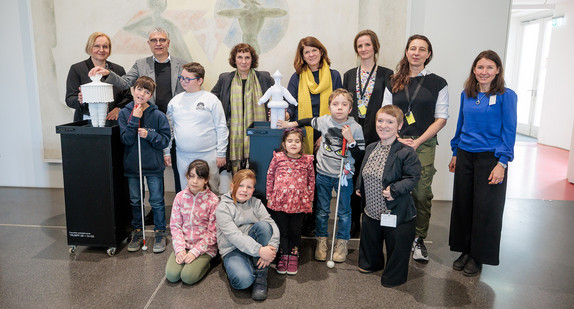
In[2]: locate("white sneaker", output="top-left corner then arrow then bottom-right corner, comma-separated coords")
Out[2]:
412,237 -> 429,261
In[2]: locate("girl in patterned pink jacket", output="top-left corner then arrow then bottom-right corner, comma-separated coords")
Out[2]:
266,128 -> 315,275
165,159 -> 219,285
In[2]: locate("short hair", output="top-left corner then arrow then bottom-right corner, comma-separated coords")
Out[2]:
353,29 -> 380,62
134,76 -> 156,94
280,128 -> 305,155
231,169 -> 256,203
293,36 -> 331,75
182,62 -> 205,80
85,32 -> 111,55
328,88 -> 353,106
148,27 -> 169,40
229,43 -> 259,69
186,159 -> 211,189
463,50 -> 506,98
376,105 -> 404,128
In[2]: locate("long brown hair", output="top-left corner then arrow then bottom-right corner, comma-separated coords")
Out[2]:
463,50 -> 506,98
293,36 -> 331,75
390,34 -> 433,93
230,169 -> 256,203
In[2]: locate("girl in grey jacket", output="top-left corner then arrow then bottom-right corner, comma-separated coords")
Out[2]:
216,169 -> 279,301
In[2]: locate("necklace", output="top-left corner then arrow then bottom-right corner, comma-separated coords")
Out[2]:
476,93 -> 486,105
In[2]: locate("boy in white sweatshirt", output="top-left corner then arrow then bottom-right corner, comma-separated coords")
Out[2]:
164,62 -> 229,194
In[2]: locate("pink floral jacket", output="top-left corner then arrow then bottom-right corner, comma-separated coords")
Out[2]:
170,187 -> 219,257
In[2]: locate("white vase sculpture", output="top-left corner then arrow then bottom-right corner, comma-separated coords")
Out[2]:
80,74 -> 114,127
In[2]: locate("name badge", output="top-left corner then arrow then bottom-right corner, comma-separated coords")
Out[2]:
380,213 -> 397,228
489,96 -> 496,105
405,111 -> 416,125
358,104 -> 367,116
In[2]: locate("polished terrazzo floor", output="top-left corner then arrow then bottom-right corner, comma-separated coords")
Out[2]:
0,187 -> 573,308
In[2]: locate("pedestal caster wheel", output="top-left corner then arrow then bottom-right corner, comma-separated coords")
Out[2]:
69,245 -> 77,254
107,247 -> 116,256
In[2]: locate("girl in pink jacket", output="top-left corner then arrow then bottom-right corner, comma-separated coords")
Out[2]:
165,159 -> 219,285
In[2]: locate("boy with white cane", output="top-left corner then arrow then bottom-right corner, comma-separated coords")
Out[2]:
119,76 -> 171,253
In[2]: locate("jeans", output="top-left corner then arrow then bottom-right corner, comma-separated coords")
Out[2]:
315,173 -> 353,240
222,221 -> 272,290
128,176 -> 166,231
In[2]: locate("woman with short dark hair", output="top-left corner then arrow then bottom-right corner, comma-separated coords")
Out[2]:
211,43 -> 274,174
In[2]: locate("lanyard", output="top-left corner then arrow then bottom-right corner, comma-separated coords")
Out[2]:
405,75 -> 425,113
357,64 -> 377,100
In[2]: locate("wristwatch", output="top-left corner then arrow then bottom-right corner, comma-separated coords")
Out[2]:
348,141 -> 357,148
498,162 -> 507,169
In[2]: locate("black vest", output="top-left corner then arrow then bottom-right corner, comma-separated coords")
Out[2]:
388,73 -> 447,137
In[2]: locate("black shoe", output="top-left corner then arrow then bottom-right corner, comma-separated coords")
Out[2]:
144,211 -> 154,226
453,253 -> 470,271
463,257 -> 482,277
251,268 -> 268,301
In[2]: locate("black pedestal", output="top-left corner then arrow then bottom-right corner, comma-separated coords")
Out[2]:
56,120 -> 130,256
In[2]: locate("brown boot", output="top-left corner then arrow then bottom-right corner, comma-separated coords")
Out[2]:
315,237 -> 328,261
333,239 -> 348,262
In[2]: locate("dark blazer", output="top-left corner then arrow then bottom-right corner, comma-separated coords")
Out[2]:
65,58 -> 132,122
211,70 -> 274,122
356,139 -> 421,225
343,66 -> 393,146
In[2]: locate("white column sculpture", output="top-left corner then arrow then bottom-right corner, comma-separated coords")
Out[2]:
80,74 -> 114,127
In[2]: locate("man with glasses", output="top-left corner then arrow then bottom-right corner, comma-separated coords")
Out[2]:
91,27 -> 188,194
165,62 -> 228,195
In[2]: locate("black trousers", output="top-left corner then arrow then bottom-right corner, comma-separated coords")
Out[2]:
449,149 -> 507,265
359,214 -> 415,287
275,211 -> 305,254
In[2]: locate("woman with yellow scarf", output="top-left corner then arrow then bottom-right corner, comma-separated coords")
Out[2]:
287,37 -> 343,154
287,37 -> 342,236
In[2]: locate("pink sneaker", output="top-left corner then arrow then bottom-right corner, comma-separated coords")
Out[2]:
276,255 -> 288,274
287,255 -> 298,275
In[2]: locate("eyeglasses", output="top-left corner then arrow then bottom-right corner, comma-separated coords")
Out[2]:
178,75 -> 200,83
149,38 -> 168,44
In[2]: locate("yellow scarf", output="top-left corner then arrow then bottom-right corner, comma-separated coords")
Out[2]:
298,59 -> 333,154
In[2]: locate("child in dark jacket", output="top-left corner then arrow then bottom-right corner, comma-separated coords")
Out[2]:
118,76 -> 171,253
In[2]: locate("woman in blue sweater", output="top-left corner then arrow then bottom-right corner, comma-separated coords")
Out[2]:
448,50 -> 517,276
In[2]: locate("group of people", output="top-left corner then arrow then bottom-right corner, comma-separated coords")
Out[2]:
65,27 -> 517,299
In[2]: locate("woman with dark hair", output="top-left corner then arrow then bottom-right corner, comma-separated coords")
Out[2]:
211,43 -> 274,174
448,50 -> 517,276
344,29 -> 393,237
382,34 -> 449,262
65,32 -> 132,122
287,36 -> 343,154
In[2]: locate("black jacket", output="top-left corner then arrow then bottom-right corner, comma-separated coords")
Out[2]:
65,58 -> 132,122
210,70 -> 274,124
356,139 -> 421,225
343,66 -> 393,146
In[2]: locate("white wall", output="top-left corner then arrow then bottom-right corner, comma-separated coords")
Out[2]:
537,2 -> 574,150
0,0 -> 63,187
408,0 -> 512,200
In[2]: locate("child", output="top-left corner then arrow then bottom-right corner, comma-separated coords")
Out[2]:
118,76 -> 171,253
266,128 -> 315,275
165,159 -> 219,285
278,88 -> 365,263
164,62 -> 228,195
216,169 -> 280,301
